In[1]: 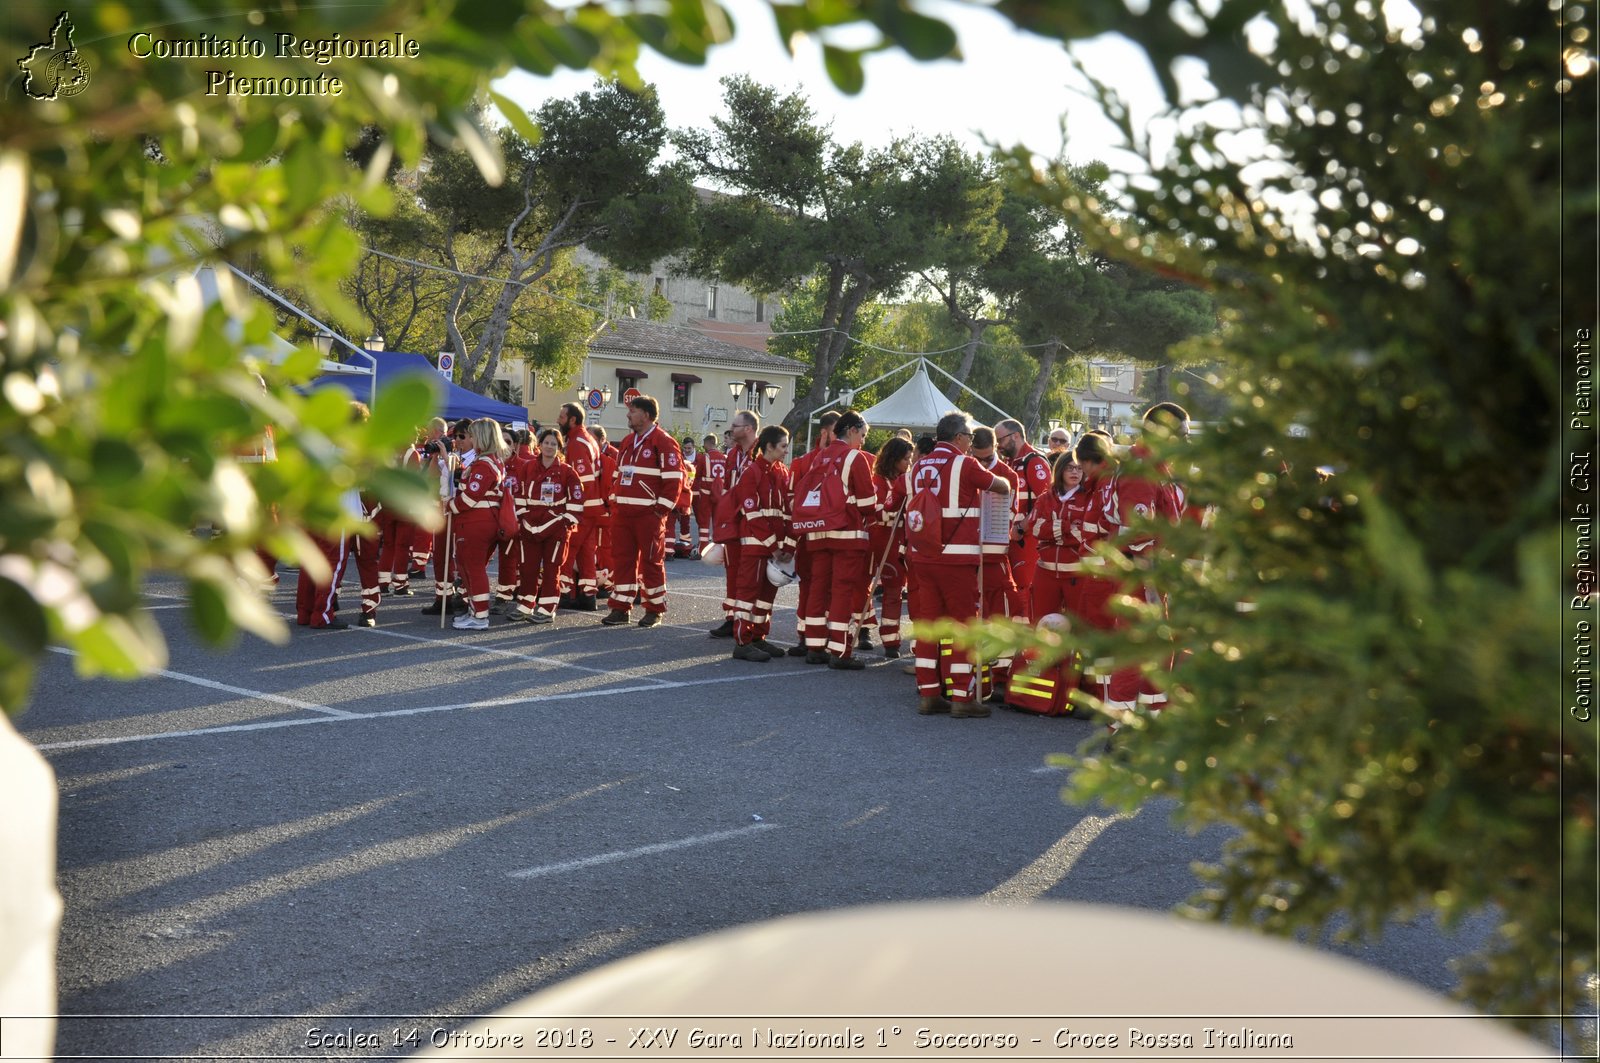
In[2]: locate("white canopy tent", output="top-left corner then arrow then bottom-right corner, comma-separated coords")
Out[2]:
807,357 -> 1015,448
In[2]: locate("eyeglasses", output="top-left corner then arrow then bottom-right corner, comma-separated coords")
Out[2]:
1048,436 -> 1069,444
995,431 -> 1016,444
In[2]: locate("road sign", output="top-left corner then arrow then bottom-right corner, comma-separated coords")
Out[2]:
585,388 -> 606,411
622,387 -> 641,404
436,352 -> 454,377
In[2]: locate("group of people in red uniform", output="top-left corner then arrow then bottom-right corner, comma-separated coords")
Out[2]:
293,389 -> 1197,728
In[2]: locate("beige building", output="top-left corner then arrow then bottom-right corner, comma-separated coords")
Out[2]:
525,317 -> 805,442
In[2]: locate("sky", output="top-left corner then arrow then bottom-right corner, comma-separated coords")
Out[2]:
492,0 -> 1175,173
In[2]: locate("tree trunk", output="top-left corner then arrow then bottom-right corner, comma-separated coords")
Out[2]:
946,321 -> 985,400
782,261 -> 850,437
1020,338 -> 1061,434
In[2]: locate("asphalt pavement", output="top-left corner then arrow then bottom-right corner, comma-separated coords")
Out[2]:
20,556 -> 1497,1059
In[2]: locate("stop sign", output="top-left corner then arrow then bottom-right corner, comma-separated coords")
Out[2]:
622,387 -> 642,404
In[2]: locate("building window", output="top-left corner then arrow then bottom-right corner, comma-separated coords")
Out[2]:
755,296 -> 765,323
706,285 -> 718,318
618,375 -> 638,393
653,276 -> 665,296
672,379 -> 692,410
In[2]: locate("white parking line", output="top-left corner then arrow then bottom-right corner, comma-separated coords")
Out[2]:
508,823 -> 779,880
362,626 -> 679,685
46,648 -> 355,719
33,667 -> 817,752
981,809 -> 1138,905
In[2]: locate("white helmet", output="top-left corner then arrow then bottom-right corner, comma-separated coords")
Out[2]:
765,557 -> 798,588
700,543 -> 726,566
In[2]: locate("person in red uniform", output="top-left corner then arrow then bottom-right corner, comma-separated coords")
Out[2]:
1066,430 -> 1164,722
406,418 -> 447,583
671,436 -> 698,557
708,411 -> 759,639
493,428 -> 534,611
691,433 -> 723,558
296,401 -> 378,629
1027,454 -> 1090,623
783,411 -> 839,657
589,424 -> 619,598
601,395 -> 683,628
513,428 -> 584,622
556,402 -> 603,610
996,417 -> 1052,618
420,420 -> 471,616
728,424 -> 793,662
793,410 -> 877,670
863,436 -> 914,659
446,419 -> 511,630
906,410 -> 1013,717
375,436 -> 426,597
969,427 -> 1021,694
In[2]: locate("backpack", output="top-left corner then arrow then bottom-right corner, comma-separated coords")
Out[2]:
790,448 -> 854,534
904,478 -> 945,555
494,469 -> 519,541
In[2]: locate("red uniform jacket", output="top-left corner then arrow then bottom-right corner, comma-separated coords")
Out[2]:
693,449 -> 726,501
733,454 -> 790,557
1029,486 -> 1093,572
907,442 -> 997,564
1006,443 -> 1053,538
515,456 -> 584,536
564,426 -> 604,525
613,425 -> 683,515
447,455 -> 507,526
796,440 -> 876,550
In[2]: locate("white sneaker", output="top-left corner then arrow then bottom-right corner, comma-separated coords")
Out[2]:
452,614 -> 489,630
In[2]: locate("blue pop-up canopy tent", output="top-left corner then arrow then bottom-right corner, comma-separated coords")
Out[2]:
308,350 -> 527,423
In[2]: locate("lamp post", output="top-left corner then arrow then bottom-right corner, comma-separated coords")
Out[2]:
365,331 -> 385,351
313,330 -> 334,357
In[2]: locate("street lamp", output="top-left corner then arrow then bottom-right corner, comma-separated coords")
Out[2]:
313,330 -> 334,357
728,380 -> 746,401
762,382 -> 781,404
365,331 -> 385,351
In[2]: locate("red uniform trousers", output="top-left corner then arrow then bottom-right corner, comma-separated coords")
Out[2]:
375,511 -> 419,591
410,523 -> 434,573
430,509 -> 458,605
804,544 -> 870,659
296,532 -> 351,628
562,522 -> 600,597
349,530 -> 381,620
909,563 -> 981,704
981,558 -> 1018,685
451,515 -> 500,619
692,496 -> 714,551
791,538 -> 813,642
608,510 -> 668,614
494,539 -> 520,601
722,541 -> 743,622
516,530 -> 569,615
732,548 -> 778,646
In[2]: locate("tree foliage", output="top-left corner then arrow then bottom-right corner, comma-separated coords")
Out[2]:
677,77 -> 1006,435
981,0 -> 1594,1032
346,83 -> 694,394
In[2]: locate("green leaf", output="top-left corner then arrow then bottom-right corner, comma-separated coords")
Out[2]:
0,577 -> 49,658
366,374 -> 440,450
823,45 -> 865,95
71,615 -> 166,679
190,576 -> 232,646
490,90 -> 543,146
878,8 -> 958,61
